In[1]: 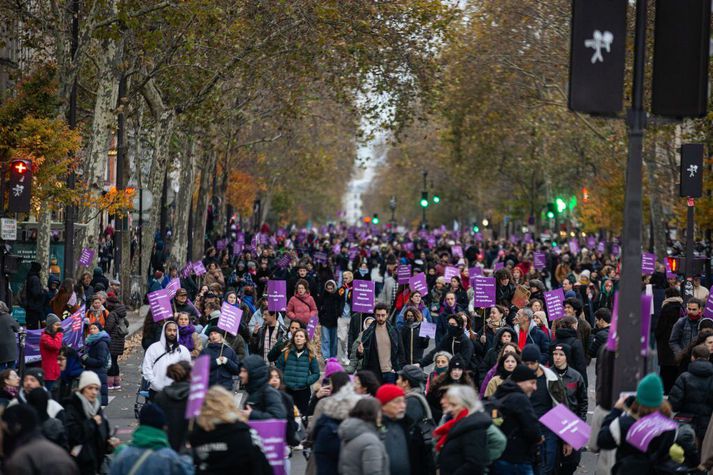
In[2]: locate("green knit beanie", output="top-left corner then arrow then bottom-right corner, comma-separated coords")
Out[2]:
636,373 -> 664,407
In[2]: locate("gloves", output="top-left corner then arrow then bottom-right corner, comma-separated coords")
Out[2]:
216,357 -> 227,365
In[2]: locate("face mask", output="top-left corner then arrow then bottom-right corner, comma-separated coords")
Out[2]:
358,268 -> 368,276
435,365 -> 448,375
448,325 -> 461,337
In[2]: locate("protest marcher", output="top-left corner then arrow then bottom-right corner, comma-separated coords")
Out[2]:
190,386 -> 272,474
399,306 -> 430,365
176,312 -> 202,359
81,322 -> 111,406
670,298 -> 704,360
0,368 -> 20,406
40,313 -> 63,392
395,290 -> 432,328
174,288 -> 200,321
153,361 -> 192,452
375,384 -> 412,475
251,308 -> 289,362
669,344 -> 713,442
337,271 -> 354,365
104,293 -> 128,389
356,302 -> 405,384
479,305 -> 507,352
24,261 -> 46,329
0,301 -> 19,369
494,269 -> 515,308
26,386 -> 68,448
425,351 -> 452,394
142,321 -> 191,398
338,397 -> 389,475
318,279 -> 340,359
239,354 -> 288,420
656,288 -> 684,393
286,278 -> 318,326
484,351 -> 521,398
9,368 -> 65,420
275,327 -> 320,415
435,292 -> 460,345
267,367 -> 300,449
353,370 -> 380,397
513,307 -> 550,364
109,403 -> 193,475
481,327 -> 518,376
427,355 -> 475,423
345,316 -> 375,373
552,316 -> 588,387
201,326 -> 241,391
419,314 -> 474,371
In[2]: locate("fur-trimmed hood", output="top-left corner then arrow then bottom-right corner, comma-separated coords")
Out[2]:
321,383 -> 362,421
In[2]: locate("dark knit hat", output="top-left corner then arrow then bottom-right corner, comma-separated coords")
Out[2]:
521,344 -> 542,363
23,368 -> 44,387
45,313 -> 61,327
139,403 -> 167,430
551,343 -> 572,362
511,364 -> 538,382
398,364 -> 426,387
636,373 -> 664,408
449,354 -> 466,371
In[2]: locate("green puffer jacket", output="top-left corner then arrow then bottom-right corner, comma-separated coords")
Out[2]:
276,347 -> 320,390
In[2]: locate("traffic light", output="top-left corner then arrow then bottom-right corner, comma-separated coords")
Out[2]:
555,197 -> 567,214
8,159 -> 32,213
372,213 -> 380,224
420,192 -> 429,208
432,194 -> 441,204
546,203 -> 555,219
472,223 -> 480,233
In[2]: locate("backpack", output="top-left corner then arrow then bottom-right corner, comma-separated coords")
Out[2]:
406,392 -> 436,450
115,316 -> 129,337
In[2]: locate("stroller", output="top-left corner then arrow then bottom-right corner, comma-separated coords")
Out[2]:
134,378 -> 151,418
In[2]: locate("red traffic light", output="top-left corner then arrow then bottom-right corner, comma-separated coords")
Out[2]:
11,160 -> 28,174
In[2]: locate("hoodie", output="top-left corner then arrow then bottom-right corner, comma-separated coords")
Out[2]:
669,359 -> 713,438
111,424 -> 193,475
154,381 -> 190,452
312,385 -> 363,475
242,355 -> 287,420
142,322 -> 191,391
338,418 -> 389,475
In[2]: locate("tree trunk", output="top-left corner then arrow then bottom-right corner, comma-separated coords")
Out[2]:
172,133 -> 197,264
191,148 -> 218,260
646,131 -> 668,260
36,208 -> 52,285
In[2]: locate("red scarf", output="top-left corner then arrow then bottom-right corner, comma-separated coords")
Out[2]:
433,408 -> 468,452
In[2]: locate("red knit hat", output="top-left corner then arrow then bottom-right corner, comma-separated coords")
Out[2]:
375,384 -> 405,405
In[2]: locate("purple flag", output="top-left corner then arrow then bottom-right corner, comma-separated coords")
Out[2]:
218,302 -> 243,336
232,241 -> 243,255
352,280 -> 375,313
267,280 -> 287,312
473,276 -> 496,308
419,321 -> 436,339
641,252 -> 656,276
451,245 -> 463,258
192,261 -> 207,276
397,265 -> 411,285
306,315 -> 319,340
444,266 -> 459,281
544,289 -> 565,321
248,419 -> 288,475
21,309 -> 85,363
165,278 -> 181,299
539,404 -> 591,450
184,355 -> 210,419
469,266 -> 483,277
409,273 -> 428,295
626,412 -> 677,452
704,287 -> 713,318
533,252 -> 546,271
78,248 -> 94,267
147,289 -> 173,322
606,293 -> 619,351
180,262 -> 193,279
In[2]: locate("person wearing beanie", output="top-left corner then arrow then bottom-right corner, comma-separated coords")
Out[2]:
521,343 -> 567,475
318,279 -> 340,359
375,383 -> 414,475
26,387 -> 68,449
553,316 -> 589,388
598,373 -> 699,473
142,321 -> 191,397
670,298 -> 705,357
200,327 -> 240,391
40,313 -> 63,391
426,354 -> 476,423
513,307 -> 550,364
323,357 -> 345,379
418,313 -> 474,372
1,405 -> 77,475
110,403 -> 193,475
7,368 -> 63,421
492,364 -> 542,473
65,371 -> 120,474
82,322 -> 111,406
104,289 -> 128,390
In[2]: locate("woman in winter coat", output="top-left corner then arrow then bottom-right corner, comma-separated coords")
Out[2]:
50,278 -> 76,317
434,385 -> 495,475
338,397 -> 389,475
318,279 -> 340,359
655,287 -> 684,393
201,327 -> 241,391
203,262 -> 225,291
479,342 -> 520,397
552,316 -> 588,387
154,361 -> 192,452
176,312 -> 202,359
40,313 -> 63,392
427,355 -> 475,423
395,290 -> 432,328
189,386 -> 272,474
484,352 -> 521,398
399,306 -> 430,365
81,322 -> 111,406
668,344 -> 713,441
286,278 -> 318,326
449,276 -> 470,310
0,301 -> 19,368
85,295 -> 109,336
481,327 -> 518,374
276,328 -> 320,416
494,269 -> 515,308
104,293 -> 128,389
64,371 -> 120,475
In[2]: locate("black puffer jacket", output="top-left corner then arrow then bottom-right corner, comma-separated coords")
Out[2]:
492,380 -> 541,464
153,380 -> 190,452
554,327 -> 588,387
104,300 -> 128,356
63,393 -> 111,475
669,359 -> 713,438
437,411 -> 492,475
242,355 -> 287,420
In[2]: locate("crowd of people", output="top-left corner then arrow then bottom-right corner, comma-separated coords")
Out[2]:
2,223 -> 713,474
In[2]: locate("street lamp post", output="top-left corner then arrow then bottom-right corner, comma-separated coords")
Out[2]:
64,0 -> 79,279
421,170 -> 428,228
389,196 -> 397,227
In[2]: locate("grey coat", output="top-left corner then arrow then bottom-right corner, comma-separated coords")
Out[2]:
338,418 -> 389,475
0,309 -> 19,363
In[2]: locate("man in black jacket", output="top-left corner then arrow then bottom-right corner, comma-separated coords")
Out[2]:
24,262 -> 46,329
356,303 -> 405,383
668,344 -> 713,441
239,355 -> 287,420
173,289 -> 199,321
419,314 -> 474,370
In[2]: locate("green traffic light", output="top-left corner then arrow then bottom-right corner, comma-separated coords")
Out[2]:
472,225 -> 480,233
372,217 -> 380,224
432,195 -> 441,204
552,241 -> 558,247
546,211 -> 555,219
555,197 -> 567,213
420,199 -> 429,208
568,196 -> 577,210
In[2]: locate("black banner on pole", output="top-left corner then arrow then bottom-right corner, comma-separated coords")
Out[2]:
680,144 -> 704,198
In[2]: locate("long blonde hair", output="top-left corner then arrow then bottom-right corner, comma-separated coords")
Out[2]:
197,386 -> 245,431
282,328 -> 316,360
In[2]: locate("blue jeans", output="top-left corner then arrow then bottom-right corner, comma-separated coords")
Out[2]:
493,460 -> 534,475
321,326 -> 337,359
537,428 -> 559,475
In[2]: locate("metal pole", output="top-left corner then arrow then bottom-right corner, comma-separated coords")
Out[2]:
114,72 -> 127,276
63,0 -> 79,280
612,0 -> 647,397
422,170 -> 427,228
138,188 -> 143,277
683,198 -> 696,302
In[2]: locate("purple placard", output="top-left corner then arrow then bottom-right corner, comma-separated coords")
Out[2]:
533,252 -> 546,271
232,241 -> 243,255
544,288 -> 565,321
216,239 -> 226,251
469,266 -> 483,277
276,254 -> 290,269
494,261 -> 505,271
397,265 -> 411,285
267,280 -> 287,312
192,261 -> 207,276
248,419 -> 288,475
409,273 -> 428,294
418,321 -> 436,339
185,355 -> 210,418
524,233 -> 534,244
452,245 -> 463,258
165,278 -> 181,299
641,294 -> 652,356
147,288 -> 173,322
626,412 -> 678,452
473,276 -> 496,308
641,252 -> 656,276
236,232 -> 245,244
180,262 -> 193,279
587,236 -> 596,249
539,404 -> 591,450
313,251 -> 328,265
306,315 -> 319,340
403,242 -> 414,252
348,248 -> 359,260
474,232 -> 483,241
597,241 -> 606,253
612,244 -> 620,256
704,287 -> 713,318
427,236 -> 436,248
444,266 -> 459,281
352,280 -> 375,313
21,309 -> 85,363
606,292 -> 619,351
218,301 -> 243,336
332,244 -> 341,255
78,248 -> 94,267
569,239 -> 580,255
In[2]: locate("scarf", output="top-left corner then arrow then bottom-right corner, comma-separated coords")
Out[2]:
178,325 -> 195,351
86,330 -> 109,346
434,408 -> 468,452
76,392 -> 101,419
434,365 -> 448,375
4,385 -> 18,397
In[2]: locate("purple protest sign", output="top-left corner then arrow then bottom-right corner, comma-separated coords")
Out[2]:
451,245 -> 463,258
397,265 -> 411,285
444,266 -> 459,281
524,233 -> 534,244
348,248 -> 359,260
332,244 -> 341,255
704,287 -> 713,318
147,289 -> 173,322
533,252 -> 546,271
403,242 -> 414,252
612,244 -> 621,257
215,239 -> 226,251
469,266 -> 483,277
352,280 -> 375,313
409,273 -> 428,295
641,252 -> 655,276
232,241 -> 243,255
544,288 -> 565,320
313,251 -> 328,265
539,404 -> 591,450
626,412 -> 678,452
180,262 -> 193,279
427,236 -> 436,249
267,280 -> 287,312
306,315 -> 319,340
606,292 -> 619,351
494,261 -> 505,271
473,276 -> 496,308
474,232 -> 483,241
248,419 -> 288,475
218,302 -> 243,336
597,241 -> 606,253
165,278 -> 181,299
276,254 -> 290,269
641,294 -> 652,356
419,321 -> 436,339
78,248 -> 94,267
568,239 -> 580,255
22,310 -> 85,363
185,355 -> 210,418
192,261 -> 207,276
587,236 -> 596,249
